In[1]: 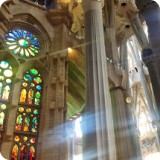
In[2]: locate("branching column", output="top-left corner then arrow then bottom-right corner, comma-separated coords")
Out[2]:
83,1 -> 116,160
136,0 -> 160,136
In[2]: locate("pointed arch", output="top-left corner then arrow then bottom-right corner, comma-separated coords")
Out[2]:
12,68 -> 43,159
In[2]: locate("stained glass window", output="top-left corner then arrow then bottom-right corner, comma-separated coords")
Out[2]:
11,135 -> 37,160
12,68 -> 42,160
0,61 -> 13,130
18,69 -> 42,105
5,29 -> 40,58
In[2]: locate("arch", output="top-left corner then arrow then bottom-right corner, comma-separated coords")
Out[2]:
11,68 -> 43,159
17,60 -> 48,82
8,13 -> 52,52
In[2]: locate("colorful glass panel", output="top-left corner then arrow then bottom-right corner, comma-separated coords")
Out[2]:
11,145 -> 18,160
0,112 -> 5,129
11,135 -> 37,160
15,114 -> 22,131
20,89 -> 27,103
0,103 -> 8,130
23,116 -> 30,131
20,69 -> 42,105
15,107 -> 40,133
28,89 -> 34,104
5,29 -> 41,58
31,117 -> 38,133
13,68 -> 42,160
0,61 -> 13,101
2,85 -> 10,100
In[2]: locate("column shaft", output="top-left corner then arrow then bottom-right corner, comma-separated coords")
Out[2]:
83,1 -> 116,160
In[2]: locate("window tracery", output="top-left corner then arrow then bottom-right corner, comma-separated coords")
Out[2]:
5,29 -> 40,58
0,61 -> 13,129
11,68 -> 42,160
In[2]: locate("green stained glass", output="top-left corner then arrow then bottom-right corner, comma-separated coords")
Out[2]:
0,82 -> 2,97
6,29 -> 41,58
24,116 -> 30,131
34,77 -> 42,84
30,69 -> 38,75
30,83 -> 35,87
18,39 -> 29,47
34,109 -> 39,115
15,114 -> 22,131
35,92 -> 41,99
31,117 -> 38,132
19,52 -> 24,57
35,92 -> 41,105
24,74 -> 32,81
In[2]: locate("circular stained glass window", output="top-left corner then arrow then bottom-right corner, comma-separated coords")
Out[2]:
5,29 -> 40,58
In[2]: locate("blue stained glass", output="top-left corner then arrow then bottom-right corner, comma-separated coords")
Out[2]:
17,29 -> 23,37
24,74 -> 32,81
27,33 -> 32,39
6,37 -> 15,41
9,33 -> 16,38
36,85 -> 42,90
23,30 -> 27,38
33,37 -> 37,41
6,29 -> 40,58
12,30 -> 19,39
31,41 -> 39,45
34,46 -> 40,50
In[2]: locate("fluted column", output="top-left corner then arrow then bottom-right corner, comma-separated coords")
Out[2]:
83,1 -> 116,160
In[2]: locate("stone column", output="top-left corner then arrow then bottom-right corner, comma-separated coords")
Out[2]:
135,0 -> 160,141
39,24 -> 68,160
136,1 -> 160,112
83,1 -> 116,160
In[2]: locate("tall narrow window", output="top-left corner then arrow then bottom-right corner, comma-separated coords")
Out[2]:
11,68 -> 42,160
0,60 -> 13,141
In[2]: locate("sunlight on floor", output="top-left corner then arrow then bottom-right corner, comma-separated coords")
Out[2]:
144,152 -> 160,160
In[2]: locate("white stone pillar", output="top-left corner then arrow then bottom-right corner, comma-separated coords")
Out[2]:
83,1 -> 116,160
